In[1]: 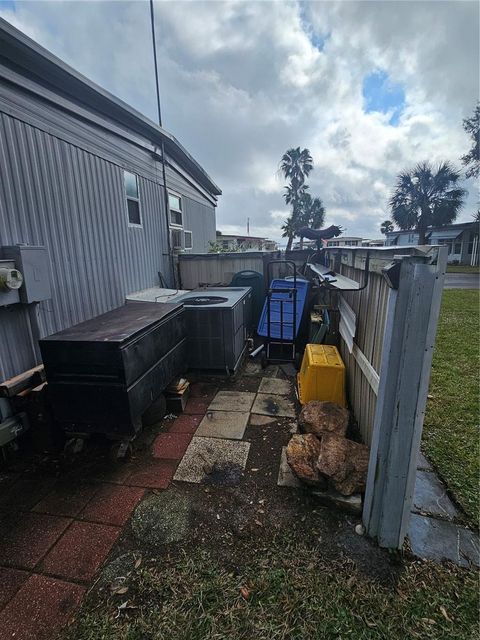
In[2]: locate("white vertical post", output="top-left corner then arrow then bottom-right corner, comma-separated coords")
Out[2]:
363,249 -> 447,548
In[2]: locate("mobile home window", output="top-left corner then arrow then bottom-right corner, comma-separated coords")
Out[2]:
168,192 -> 183,226
124,171 -> 141,226
184,230 -> 193,250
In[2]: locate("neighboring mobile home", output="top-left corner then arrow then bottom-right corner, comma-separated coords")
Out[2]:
0,18 -> 221,381
385,222 -> 479,265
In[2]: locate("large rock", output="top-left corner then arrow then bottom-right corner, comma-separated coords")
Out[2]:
299,401 -> 349,438
316,434 -> 369,496
286,434 -> 326,488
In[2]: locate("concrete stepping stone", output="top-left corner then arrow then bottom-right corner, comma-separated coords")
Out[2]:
417,451 -> 432,471
277,447 -> 301,488
208,390 -> 255,412
280,363 -> 297,377
258,377 -> 292,395
413,470 -> 459,519
311,488 -> 362,516
195,411 -> 249,440
251,393 -> 296,418
174,436 -> 250,485
408,514 -> 480,567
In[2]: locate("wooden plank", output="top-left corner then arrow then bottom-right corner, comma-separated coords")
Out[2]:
338,296 -> 356,353
0,365 -> 45,398
351,343 -> 380,396
362,250 -> 447,548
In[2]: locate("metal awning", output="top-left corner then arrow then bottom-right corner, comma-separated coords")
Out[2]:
307,263 -> 361,290
427,229 -> 462,243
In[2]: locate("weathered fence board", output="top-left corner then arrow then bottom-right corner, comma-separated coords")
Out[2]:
362,250 -> 447,548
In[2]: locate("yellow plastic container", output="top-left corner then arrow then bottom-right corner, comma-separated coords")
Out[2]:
297,344 -> 346,406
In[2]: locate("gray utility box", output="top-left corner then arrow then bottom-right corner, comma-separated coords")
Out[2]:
0,245 -> 51,303
0,259 -> 21,306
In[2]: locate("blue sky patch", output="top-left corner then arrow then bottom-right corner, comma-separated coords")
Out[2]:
1,1 -> 16,11
362,70 -> 405,125
298,1 -> 329,51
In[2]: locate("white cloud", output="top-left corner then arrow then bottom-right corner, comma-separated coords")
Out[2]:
1,0 -> 478,244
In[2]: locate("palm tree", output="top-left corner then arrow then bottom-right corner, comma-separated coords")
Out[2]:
389,162 -> 467,245
281,216 -> 296,246
280,148 -> 313,251
307,195 -> 326,228
298,193 -> 325,249
380,220 -> 394,235
461,103 -> 479,179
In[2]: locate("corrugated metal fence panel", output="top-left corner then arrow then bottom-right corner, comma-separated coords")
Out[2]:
179,253 -> 266,289
0,113 -> 171,379
0,306 -> 35,381
338,265 -> 391,445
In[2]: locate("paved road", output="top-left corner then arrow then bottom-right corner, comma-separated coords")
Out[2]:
444,273 -> 480,289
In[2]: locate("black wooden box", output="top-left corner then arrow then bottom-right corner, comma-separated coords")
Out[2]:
40,303 -> 187,437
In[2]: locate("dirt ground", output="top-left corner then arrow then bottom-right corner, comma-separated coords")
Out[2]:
86,363 -> 398,608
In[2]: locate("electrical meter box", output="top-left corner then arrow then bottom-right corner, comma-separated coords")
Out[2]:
297,344 -> 347,406
0,245 -> 51,303
0,259 -> 21,306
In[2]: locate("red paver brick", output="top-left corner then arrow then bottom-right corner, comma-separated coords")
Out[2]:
0,474 -> 57,512
80,484 -> 145,526
0,513 -> 71,569
184,397 -> 210,415
152,432 -> 192,460
0,567 -> 29,609
189,382 -> 218,399
125,459 -> 178,489
168,414 -> 202,434
0,574 -> 85,640
33,482 -> 99,517
92,461 -> 135,485
41,521 -> 120,582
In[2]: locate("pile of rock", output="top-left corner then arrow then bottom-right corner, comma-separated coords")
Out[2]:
286,401 -> 369,496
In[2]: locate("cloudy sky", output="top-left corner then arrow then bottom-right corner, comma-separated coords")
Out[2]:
1,0 -> 478,243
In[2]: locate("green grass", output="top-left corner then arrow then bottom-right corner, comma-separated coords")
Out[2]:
65,533 -> 478,640
446,265 -> 479,274
423,289 -> 479,523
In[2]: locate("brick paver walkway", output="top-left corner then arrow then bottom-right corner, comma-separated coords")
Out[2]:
0,382 -> 216,640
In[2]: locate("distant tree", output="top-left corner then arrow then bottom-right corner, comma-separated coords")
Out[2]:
380,220 -> 394,235
389,162 -> 467,245
208,241 -> 239,253
461,103 -> 480,179
281,216 -> 296,247
473,210 -> 480,223
280,147 -> 313,251
298,193 -> 326,249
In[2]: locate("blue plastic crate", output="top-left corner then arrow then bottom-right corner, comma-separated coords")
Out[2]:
257,278 -> 309,340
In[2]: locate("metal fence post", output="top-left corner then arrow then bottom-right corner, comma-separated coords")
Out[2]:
362,249 -> 447,548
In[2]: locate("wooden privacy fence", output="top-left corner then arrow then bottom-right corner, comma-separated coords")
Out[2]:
324,246 -> 447,548
179,245 -> 447,549
177,251 -> 279,289
177,249 -> 310,289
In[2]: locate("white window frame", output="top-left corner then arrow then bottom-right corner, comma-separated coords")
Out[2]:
168,191 -> 183,228
124,171 -> 142,228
